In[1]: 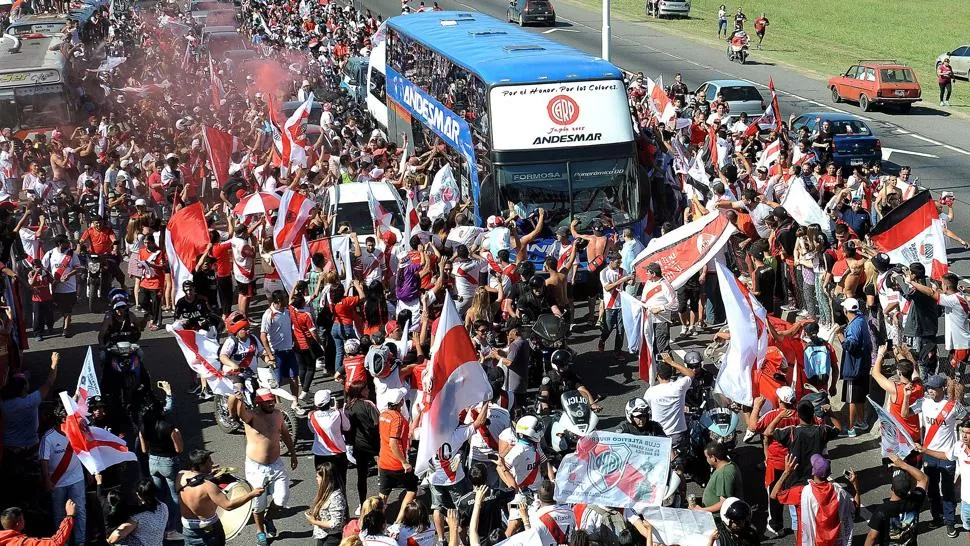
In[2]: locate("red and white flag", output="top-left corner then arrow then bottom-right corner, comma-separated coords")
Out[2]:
415,292 -> 492,475
799,480 -> 855,546
75,347 -> 101,415
366,182 -> 394,233
713,260 -> 769,405
270,236 -> 312,294
870,190 -> 949,280
201,126 -> 240,188
59,392 -> 136,474
403,189 -> 420,243
282,92 -> 314,168
757,138 -> 782,170
167,324 -> 235,395
647,76 -> 676,125
768,77 -> 783,131
632,212 -> 737,286
164,202 -> 210,302
208,56 -> 225,111
274,189 -> 316,249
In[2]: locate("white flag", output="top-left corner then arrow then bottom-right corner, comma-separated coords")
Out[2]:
60,392 -> 137,474
868,396 -> 916,458
428,164 -> 459,220
167,324 -> 235,395
75,347 -> 101,412
620,292 -> 645,354
713,260 -> 768,405
782,179 -> 834,237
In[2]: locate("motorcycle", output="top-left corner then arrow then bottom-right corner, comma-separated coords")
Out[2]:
540,389 -> 599,468
102,341 -> 154,430
214,367 -> 297,451
528,313 -> 567,388
85,254 -> 113,313
727,30 -> 750,64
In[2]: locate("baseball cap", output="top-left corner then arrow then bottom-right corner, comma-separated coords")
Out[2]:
891,469 -> 913,496
872,252 -> 891,272
841,298 -> 860,312
486,215 -> 503,228
810,454 -> 831,478
776,386 -> 796,405
385,320 -> 400,335
134,198 -> 147,207
925,374 -> 947,390
255,388 -> 274,404
387,388 -> 406,406
314,389 -> 332,407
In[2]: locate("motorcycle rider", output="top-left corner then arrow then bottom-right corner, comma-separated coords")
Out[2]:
542,349 -> 601,412
98,290 -> 142,348
513,275 -> 564,322
643,352 -> 696,455
617,397 -> 666,436
496,415 -> 551,537
710,497 -> 760,546
175,280 -> 214,331
219,313 -> 266,385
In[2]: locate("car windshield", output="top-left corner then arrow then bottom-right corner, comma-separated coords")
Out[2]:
719,85 -> 763,102
335,201 -> 402,235
880,68 -> 915,83
830,120 -> 871,136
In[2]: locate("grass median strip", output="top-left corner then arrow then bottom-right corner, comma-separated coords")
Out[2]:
563,0 -> 970,109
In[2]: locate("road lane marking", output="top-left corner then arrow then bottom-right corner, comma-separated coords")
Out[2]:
882,147 -> 940,161
910,134 -> 944,146
944,145 -> 970,156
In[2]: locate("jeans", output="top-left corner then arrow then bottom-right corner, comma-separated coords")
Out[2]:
941,81 -> 952,102
961,501 -> 970,530
718,19 -> 727,36
599,308 -> 623,351
331,323 -> 355,374
149,454 -> 181,532
32,300 -> 54,335
183,524 -> 226,546
815,278 -> 832,325
925,454 -> 956,525
703,274 -> 725,325
52,480 -> 86,546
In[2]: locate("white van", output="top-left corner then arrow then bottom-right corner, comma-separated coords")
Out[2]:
321,181 -> 403,244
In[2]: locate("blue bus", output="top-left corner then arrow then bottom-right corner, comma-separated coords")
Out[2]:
371,11 -> 645,231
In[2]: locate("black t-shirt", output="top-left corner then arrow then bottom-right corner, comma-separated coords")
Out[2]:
193,269 -> 218,304
753,265 -> 775,313
145,418 -> 177,457
713,519 -> 760,546
456,487 -> 513,545
616,420 -> 667,437
545,367 -> 582,401
772,424 -> 840,488
174,295 -> 211,328
868,487 -> 926,546
515,290 -> 553,322
344,398 -> 380,456
902,286 -> 939,338
775,221 -> 797,257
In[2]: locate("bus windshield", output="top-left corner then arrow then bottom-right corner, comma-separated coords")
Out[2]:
0,87 -> 68,129
496,156 -> 638,227
335,201 -> 403,236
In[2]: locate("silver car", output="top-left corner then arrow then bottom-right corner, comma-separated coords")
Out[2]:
937,46 -> 970,80
695,79 -> 766,118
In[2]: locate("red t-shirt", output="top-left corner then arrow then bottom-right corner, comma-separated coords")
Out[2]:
138,247 -> 166,291
81,227 -> 115,255
754,17 -> 767,32
343,354 -> 368,390
332,296 -> 360,326
289,306 -> 315,350
378,409 -> 410,471
29,271 -> 53,302
148,171 -> 165,204
210,241 -> 233,278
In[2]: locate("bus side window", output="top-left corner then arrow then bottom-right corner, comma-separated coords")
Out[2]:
370,71 -> 386,104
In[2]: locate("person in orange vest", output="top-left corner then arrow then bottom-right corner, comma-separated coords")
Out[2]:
0,500 -> 76,546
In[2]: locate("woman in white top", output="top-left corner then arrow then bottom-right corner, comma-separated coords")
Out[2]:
793,225 -> 820,320
306,462 -> 347,546
108,479 -> 169,546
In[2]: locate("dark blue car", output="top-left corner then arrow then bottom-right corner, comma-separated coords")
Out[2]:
789,112 -> 881,168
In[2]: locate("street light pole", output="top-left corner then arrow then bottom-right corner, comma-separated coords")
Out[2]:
602,0 -> 611,61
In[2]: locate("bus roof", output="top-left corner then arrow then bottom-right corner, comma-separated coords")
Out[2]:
386,11 -> 622,85
0,35 -> 65,73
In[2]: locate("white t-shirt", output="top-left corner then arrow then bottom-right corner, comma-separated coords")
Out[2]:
643,376 -> 693,435
939,293 -> 970,350
427,425 -> 474,486
19,227 -> 42,261
600,267 -> 624,310
453,258 -> 485,300
480,226 -> 509,254
361,249 -> 385,285
308,408 -> 349,456
42,248 -> 81,293
529,504 -> 577,546
500,432 -> 546,492
918,397 -> 964,453
466,403 -> 511,462
374,371 -> 409,418
948,442 -> 970,501
40,429 -> 84,487
230,237 -> 254,284
447,225 -> 485,250
219,335 -> 262,371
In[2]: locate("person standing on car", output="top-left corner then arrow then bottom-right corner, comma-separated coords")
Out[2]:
938,57 -> 954,107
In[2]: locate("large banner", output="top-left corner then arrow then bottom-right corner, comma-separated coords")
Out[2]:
870,190 -> 949,281
556,432 -> 671,510
868,396 -> 916,458
638,507 -> 716,545
632,212 -> 736,285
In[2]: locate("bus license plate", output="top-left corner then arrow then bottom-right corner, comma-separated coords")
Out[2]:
31,25 -> 55,33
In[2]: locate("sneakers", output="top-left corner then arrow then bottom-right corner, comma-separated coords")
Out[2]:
941,101 -> 947,106
164,531 -> 184,541
255,532 -> 268,546
294,406 -> 308,417
847,428 -> 858,438
948,525 -> 959,538
853,420 -> 870,432
765,519 -> 782,536
264,519 -> 277,539
198,389 -> 214,401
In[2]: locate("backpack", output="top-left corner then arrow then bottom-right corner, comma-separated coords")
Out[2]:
587,505 -> 638,546
804,343 -> 832,379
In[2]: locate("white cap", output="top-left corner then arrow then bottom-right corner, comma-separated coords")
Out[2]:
387,388 -> 407,406
841,297 -> 860,312
314,389 -> 332,407
228,163 -> 242,175
776,386 -> 795,405
120,159 -> 132,168
165,153 -> 178,160
135,198 -> 147,207
369,167 -> 384,179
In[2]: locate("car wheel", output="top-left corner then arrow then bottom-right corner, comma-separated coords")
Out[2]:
898,102 -> 912,113
831,87 -> 842,103
859,94 -> 872,112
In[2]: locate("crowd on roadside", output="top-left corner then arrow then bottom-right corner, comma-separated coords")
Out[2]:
1,0 -> 970,545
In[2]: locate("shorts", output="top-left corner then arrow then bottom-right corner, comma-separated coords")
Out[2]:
263,277 -> 284,298
244,457 -> 290,512
53,292 -> 77,314
273,349 -> 299,382
430,480 -> 471,510
842,377 -> 870,404
236,281 -> 255,298
678,285 -> 702,313
378,468 -> 417,496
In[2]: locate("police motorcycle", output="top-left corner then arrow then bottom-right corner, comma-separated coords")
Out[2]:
99,290 -> 152,427
213,313 -> 298,446
619,398 -> 685,507
676,351 -> 742,487
537,387 -> 600,469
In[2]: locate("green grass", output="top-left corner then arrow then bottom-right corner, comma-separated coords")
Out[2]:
563,0 -> 970,110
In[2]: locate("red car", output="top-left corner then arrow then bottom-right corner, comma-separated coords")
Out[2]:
828,61 -> 922,113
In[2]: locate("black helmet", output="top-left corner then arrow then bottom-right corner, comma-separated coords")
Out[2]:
529,276 -> 545,290
720,498 -> 752,526
517,260 -> 536,279
182,279 -> 195,290
550,349 -> 571,371
684,350 -> 703,367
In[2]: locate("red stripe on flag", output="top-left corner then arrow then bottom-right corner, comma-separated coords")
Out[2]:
429,321 -> 479,400
870,191 -> 936,248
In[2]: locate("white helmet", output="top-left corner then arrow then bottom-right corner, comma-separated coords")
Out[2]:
514,415 -> 543,443
625,397 -> 649,425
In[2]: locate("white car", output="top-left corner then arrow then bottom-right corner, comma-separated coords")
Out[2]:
656,0 -> 690,17
320,181 -> 404,244
937,45 -> 970,80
